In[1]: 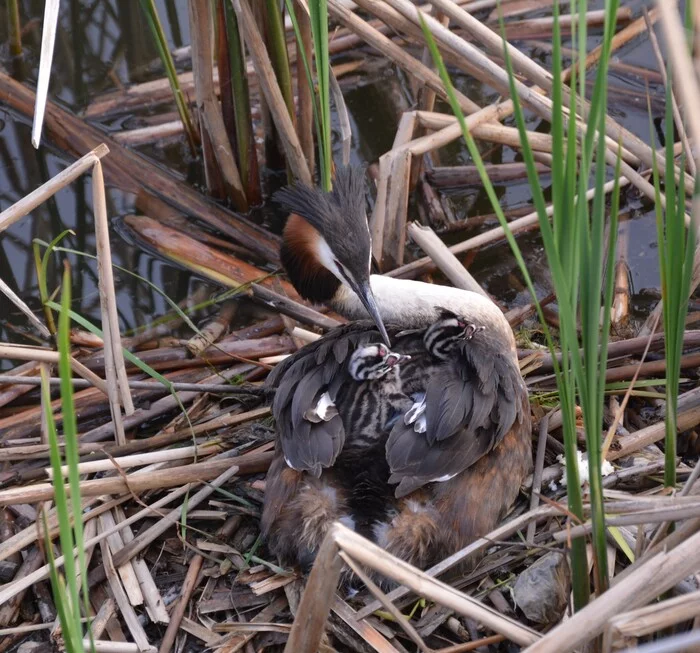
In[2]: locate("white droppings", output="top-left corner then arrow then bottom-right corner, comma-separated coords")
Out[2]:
557,450 -> 614,487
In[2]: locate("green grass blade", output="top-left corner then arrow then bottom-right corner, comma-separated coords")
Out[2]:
40,365 -> 84,651
57,262 -> 94,651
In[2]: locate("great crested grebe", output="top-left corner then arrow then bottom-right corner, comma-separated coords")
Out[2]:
261,166 -> 532,574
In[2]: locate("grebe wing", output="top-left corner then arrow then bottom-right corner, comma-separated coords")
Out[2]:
267,321 -> 388,476
386,335 -> 526,497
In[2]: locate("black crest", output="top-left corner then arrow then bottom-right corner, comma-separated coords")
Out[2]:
274,166 -> 371,272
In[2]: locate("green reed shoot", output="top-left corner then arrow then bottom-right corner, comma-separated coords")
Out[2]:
650,66 -> 696,489
420,0 -> 622,607
139,0 -> 197,154
308,0 -> 332,190
265,0 -> 295,121
8,0 -> 22,57
41,263 -> 93,653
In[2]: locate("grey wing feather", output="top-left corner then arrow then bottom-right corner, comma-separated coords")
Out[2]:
386,336 -> 526,495
267,320 -> 394,474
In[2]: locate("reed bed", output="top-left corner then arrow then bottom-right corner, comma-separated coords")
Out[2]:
1,1 -> 699,652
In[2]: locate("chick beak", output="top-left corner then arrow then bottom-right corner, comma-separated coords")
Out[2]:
386,353 -> 411,367
347,278 -> 391,347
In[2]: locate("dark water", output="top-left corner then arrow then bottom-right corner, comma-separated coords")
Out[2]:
0,1 -> 668,366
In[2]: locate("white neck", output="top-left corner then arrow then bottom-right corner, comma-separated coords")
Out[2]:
332,275 -> 516,352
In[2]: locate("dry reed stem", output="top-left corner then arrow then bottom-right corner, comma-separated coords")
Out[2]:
232,0 -> 312,184
284,533 -> 344,653
603,590 -> 700,651
89,597 -> 116,640
44,442 -> 220,479
0,144 -> 109,232
158,554 -> 203,653
644,8 -> 696,178
99,535 -> 155,653
389,176 -> 629,279
189,0 -> 247,208
99,511 -> 144,607
112,505 -> 169,625
93,159 -> 133,444
332,523 -> 540,645
0,487 -> 190,606
657,0 -> 700,227
81,643 -> 147,653
526,415 -> 549,543
0,278 -> 51,338
408,222 -> 490,297
372,112 -> 417,266
525,526 -> 700,653
0,450 -> 266,505
0,345 -> 108,396
428,0 -> 690,190
0,375 -> 264,395
112,120 -> 184,145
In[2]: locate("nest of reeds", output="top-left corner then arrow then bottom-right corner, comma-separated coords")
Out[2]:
2,1 -> 700,652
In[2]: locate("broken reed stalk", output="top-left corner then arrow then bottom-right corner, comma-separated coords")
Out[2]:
407,222 -> 489,297
290,523 -> 540,651
189,0 -> 247,209
92,160 -> 133,440
0,145 -> 109,233
0,454 -> 269,505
